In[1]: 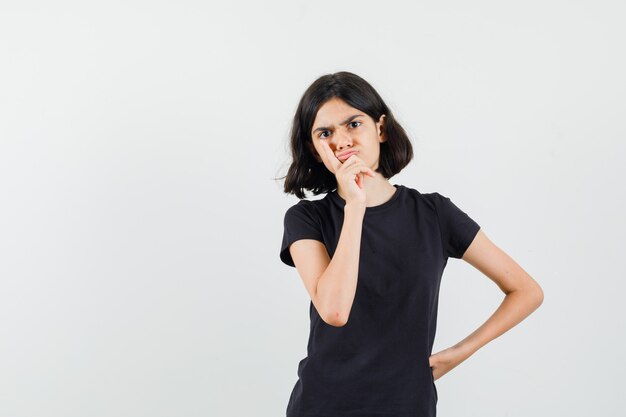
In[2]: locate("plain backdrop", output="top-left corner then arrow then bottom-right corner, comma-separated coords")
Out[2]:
1,1 -> 624,416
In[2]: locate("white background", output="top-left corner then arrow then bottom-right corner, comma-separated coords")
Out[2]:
1,1 -> 624,416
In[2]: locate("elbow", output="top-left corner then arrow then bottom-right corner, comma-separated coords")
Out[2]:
529,274 -> 544,308
321,309 -> 349,327
315,285 -> 350,327
523,278 -> 544,310
533,285 -> 544,308
521,273 -> 545,309
314,274 -> 355,327
507,278 -> 544,311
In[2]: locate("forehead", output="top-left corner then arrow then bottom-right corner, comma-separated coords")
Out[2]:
312,98 -> 365,127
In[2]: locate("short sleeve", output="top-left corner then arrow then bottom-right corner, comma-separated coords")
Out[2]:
279,201 -> 324,267
433,192 -> 481,259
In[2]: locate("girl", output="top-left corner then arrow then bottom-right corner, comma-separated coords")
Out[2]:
279,71 -> 543,417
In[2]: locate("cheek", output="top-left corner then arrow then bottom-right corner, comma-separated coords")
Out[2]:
315,145 -> 324,160
308,142 -> 321,159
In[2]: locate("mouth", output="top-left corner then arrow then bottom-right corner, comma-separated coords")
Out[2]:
337,150 -> 358,161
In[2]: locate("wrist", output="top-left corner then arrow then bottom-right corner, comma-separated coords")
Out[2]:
452,340 -> 478,361
344,202 -> 366,215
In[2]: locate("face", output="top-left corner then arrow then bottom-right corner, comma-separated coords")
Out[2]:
309,97 -> 386,173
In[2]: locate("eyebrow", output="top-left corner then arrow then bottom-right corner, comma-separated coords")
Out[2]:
312,114 -> 365,134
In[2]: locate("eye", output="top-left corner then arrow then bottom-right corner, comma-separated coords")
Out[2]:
349,121 -> 362,128
318,131 -> 330,139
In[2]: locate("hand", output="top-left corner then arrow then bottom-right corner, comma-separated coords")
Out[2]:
318,139 -> 376,205
429,346 -> 470,381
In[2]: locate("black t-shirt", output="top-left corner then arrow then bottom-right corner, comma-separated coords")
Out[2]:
279,184 -> 481,417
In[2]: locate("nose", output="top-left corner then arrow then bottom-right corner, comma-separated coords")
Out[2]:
333,127 -> 354,151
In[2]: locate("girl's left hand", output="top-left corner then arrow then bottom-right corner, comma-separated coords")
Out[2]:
429,346 -> 470,381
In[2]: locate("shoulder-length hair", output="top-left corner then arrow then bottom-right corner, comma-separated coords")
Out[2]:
281,71 -> 413,199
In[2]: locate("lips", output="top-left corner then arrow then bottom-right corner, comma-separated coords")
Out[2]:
337,150 -> 358,161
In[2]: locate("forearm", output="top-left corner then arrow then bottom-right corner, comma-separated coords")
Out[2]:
317,203 -> 366,326
453,284 -> 544,359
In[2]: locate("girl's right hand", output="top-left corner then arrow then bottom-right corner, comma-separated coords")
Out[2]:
318,139 -> 376,206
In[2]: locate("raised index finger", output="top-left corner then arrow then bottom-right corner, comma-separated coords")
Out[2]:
319,139 -> 342,171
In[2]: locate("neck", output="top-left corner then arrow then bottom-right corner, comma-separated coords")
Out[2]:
337,173 -> 397,207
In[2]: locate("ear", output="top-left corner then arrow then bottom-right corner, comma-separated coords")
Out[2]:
377,114 -> 387,142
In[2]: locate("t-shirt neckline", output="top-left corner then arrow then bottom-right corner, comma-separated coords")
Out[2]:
329,184 -> 403,213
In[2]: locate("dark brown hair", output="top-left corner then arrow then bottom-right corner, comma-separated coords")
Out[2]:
281,71 -> 413,199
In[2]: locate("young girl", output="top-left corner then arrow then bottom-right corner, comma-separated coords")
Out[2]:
279,71 -> 543,417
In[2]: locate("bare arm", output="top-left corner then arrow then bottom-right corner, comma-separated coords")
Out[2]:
430,229 -> 544,380
290,203 -> 365,327
316,203 -> 365,326
290,137 -> 375,327
455,229 -> 544,356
